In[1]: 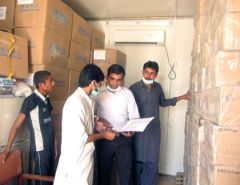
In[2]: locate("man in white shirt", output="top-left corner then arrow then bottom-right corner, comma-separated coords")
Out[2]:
95,64 -> 140,185
54,64 -> 116,185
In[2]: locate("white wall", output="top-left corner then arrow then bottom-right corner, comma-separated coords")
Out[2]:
90,18 -> 194,175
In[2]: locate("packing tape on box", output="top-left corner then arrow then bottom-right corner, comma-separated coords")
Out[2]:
7,34 -> 15,79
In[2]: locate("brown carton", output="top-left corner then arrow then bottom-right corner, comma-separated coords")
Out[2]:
204,120 -> 240,166
206,87 -> 240,127
200,153 -> 240,185
68,70 -> 80,96
91,27 -> 105,49
209,51 -> 240,87
51,100 -> 64,133
0,31 -> 28,78
71,13 -> 91,46
68,41 -> 90,71
15,27 -> 70,68
213,13 -> 240,52
29,65 -> 69,101
91,49 -> 126,75
0,0 -> 15,29
15,0 -> 73,39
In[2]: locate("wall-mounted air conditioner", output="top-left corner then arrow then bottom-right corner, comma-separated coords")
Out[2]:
114,29 -> 166,46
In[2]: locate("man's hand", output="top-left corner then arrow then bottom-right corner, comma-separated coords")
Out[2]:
103,130 -> 116,140
177,90 -> 190,101
0,149 -> 10,163
95,117 -> 112,132
121,132 -> 135,137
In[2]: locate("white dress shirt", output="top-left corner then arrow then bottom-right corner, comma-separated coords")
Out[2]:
54,87 -> 95,185
95,86 -> 140,131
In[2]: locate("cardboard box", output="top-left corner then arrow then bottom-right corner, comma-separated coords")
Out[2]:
200,153 -> 240,185
0,29 -> 13,33
91,27 -> 105,49
213,13 -> 240,52
205,87 -> 240,127
15,0 -> 73,39
72,12 -> 91,46
204,120 -> 240,166
0,31 -> 28,78
68,41 -> 90,71
0,0 -> 15,29
91,49 -> 126,75
29,65 -> 69,101
208,51 -> 240,87
211,0 -> 240,35
15,27 -> 70,68
68,70 -> 80,96
51,100 -> 64,133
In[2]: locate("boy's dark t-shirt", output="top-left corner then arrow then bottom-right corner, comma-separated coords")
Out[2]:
20,91 -> 54,153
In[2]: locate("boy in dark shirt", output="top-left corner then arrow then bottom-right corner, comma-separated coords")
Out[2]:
0,71 -> 57,185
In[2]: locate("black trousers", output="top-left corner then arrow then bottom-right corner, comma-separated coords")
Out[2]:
96,136 -> 133,185
32,148 -> 55,185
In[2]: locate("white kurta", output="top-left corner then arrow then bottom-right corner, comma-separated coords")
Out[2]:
54,88 -> 95,185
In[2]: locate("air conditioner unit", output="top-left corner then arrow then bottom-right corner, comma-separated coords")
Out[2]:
114,29 -> 166,46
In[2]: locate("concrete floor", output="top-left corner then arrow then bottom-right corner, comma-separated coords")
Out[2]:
158,174 -> 176,185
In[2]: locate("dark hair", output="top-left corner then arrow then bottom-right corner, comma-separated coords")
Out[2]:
143,61 -> 159,73
79,64 -> 105,87
33,70 -> 51,89
107,64 -> 125,76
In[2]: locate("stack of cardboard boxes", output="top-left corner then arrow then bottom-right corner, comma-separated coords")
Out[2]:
14,0 -> 73,101
68,12 -> 91,95
185,0 -> 240,185
0,0 -> 28,79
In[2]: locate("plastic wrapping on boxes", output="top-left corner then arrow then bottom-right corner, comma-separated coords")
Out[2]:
208,51 -> 240,87
197,68 -> 206,92
213,13 -> 240,52
192,33 -> 201,57
200,42 -> 212,68
196,0 -> 207,16
203,119 -> 240,166
205,86 -> 240,127
184,112 -> 203,185
200,152 -> 240,185
195,15 -> 207,35
211,0 -> 240,35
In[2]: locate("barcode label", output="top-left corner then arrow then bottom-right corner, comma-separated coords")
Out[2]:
0,7 -> 7,20
17,0 -> 34,5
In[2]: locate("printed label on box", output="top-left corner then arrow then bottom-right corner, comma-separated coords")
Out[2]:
94,50 -> 106,60
17,0 -> 34,5
0,7 -> 7,20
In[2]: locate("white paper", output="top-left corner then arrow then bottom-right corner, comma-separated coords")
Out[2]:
94,50 -> 106,60
0,7 -> 7,20
116,117 -> 154,132
17,0 -> 34,5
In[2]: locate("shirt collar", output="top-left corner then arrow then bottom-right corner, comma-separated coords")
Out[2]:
76,87 -> 92,103
34,89 -> 48,102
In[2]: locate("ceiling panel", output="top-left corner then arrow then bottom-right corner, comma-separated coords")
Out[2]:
62,0 -> 196,20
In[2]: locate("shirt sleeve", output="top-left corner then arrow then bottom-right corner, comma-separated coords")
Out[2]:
127,89 -> 140,120
20,96 -> 34,116
158,85 -> 177,107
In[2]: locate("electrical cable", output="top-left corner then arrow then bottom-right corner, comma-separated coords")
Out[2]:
164,45 -> 176,80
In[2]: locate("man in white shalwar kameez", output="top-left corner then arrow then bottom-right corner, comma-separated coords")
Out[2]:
54,64 -> 116,185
